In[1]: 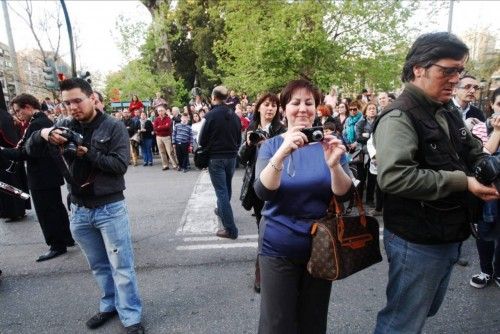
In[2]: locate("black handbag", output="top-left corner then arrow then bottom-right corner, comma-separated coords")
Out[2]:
307,191 -> 382,281
194,146 -> 210,169
240,163 -> 257,210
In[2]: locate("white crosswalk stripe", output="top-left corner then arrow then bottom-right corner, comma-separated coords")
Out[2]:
176,171 -> 219,235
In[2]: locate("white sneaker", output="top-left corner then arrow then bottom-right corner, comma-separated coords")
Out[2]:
470,272 -> 491,289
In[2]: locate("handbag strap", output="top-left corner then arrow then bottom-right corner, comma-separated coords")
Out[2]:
330,188 -> 367,241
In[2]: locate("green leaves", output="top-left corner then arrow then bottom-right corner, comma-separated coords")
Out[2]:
109,0 -> 424,104
214,0 -> 415,95
104,59 -> 188,106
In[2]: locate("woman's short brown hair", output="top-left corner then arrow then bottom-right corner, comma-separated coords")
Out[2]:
280,79 -> 321,110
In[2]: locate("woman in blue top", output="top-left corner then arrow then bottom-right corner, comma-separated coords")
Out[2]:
254,79 -> 353,334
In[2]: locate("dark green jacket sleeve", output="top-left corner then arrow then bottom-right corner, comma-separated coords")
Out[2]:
374,109 -> 472,201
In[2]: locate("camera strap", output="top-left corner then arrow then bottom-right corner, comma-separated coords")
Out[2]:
48,145 -> 97,188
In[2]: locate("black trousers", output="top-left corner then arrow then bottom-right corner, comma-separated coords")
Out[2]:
476,238 -> 500,276
258,256 -> 332,334
30,187 -> 73,250
175,143 -> 189,170
366,171 -> 377,204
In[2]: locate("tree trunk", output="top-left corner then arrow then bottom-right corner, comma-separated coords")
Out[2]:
140,0 -> 173,72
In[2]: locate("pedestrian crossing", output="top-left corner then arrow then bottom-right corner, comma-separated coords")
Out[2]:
176,170 -> 384,252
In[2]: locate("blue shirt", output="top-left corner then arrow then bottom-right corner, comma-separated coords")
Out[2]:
173,123 -> 193,145
254,135 -> 349,259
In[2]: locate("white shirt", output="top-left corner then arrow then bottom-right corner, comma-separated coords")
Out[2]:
452,97 -> 470,120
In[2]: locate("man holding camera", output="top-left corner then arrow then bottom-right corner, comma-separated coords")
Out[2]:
372,32 -> 499,333
4,94 -> 73,262
26,78 -> 144,334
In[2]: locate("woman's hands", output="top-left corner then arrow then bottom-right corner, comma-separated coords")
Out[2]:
321,134 -> 346,169
276,126 -> 308,157
491,116 -> 500,132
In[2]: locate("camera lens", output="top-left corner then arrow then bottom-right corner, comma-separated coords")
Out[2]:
311,130 -> 324,142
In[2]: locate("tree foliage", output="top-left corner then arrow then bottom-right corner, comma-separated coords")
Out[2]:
213,0 -> 416,95
104,59 -> 188,106
109,0 -> 426,102
152,0 -> 225,93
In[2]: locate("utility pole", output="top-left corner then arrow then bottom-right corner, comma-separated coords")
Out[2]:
1,0 -> 21,95
447,0 -> 454,33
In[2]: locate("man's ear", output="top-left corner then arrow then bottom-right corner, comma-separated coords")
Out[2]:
413,65 -> 425,79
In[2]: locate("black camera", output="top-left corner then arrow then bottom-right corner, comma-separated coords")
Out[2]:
474,153 -> 500,192
248,129 -> 268,145
301,126 -> 324,143
56,127 -> 84,155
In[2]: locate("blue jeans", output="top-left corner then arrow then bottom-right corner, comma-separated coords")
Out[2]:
374,229 -> 461,334
208,158 -> 238,237
70,200 -> 142,327
140,138 -> 153,164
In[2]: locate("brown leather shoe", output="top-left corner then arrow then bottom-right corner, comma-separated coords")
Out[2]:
216,229 -> 237,240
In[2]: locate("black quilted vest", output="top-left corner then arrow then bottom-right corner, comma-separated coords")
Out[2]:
373,89 -> 474,244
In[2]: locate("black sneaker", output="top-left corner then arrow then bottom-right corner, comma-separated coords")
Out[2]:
470,272 -> 491,289
85,310 -> 118,329
125,323 -> 145,334
494,276 -> 500,288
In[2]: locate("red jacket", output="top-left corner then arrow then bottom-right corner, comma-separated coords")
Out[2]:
239,116 -> 250,131
129,100 -> 144,116
153,115 -> 173,137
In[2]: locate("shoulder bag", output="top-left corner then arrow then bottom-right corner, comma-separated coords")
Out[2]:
307,191 -> 382,281
194,146 -> 210,169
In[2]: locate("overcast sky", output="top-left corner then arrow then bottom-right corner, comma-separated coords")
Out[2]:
0,0 -> 499,78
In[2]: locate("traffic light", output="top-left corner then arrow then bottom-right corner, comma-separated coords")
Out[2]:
57,73 -> 66,82
43,60 -> 58,90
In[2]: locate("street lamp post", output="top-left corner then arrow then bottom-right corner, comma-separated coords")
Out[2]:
479,78 -> 487,111
59,0 -> 77,78
447,0 -> 454,33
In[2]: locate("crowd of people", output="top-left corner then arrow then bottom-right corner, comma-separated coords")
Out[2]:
0,31 -> 499,334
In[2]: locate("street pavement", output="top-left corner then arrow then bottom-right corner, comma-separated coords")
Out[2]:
0,158 -> 499,334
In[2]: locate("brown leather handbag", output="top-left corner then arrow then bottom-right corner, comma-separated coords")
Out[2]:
307,192 -> 382,281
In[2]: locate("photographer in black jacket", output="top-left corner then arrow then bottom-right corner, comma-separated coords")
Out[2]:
4,94 -> 73,262
25,78 -> 144,334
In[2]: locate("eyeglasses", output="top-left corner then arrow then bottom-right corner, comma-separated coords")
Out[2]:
457,84 -> 480,91
429,63 -> 465,77
349,108 -> 357,111
63,96 -> 88,106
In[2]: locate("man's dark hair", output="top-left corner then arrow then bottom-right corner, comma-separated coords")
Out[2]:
401,32 -> 469,83
280,79 -> 321,110
94,91 -> 104,103
11,93 -> 41,110
59,77 -> 93,96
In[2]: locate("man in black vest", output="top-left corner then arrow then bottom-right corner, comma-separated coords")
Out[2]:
372,32 -> 499,333
4,94 -> 73,262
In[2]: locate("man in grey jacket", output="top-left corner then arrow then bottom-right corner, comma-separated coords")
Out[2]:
26,78 -> 144,334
